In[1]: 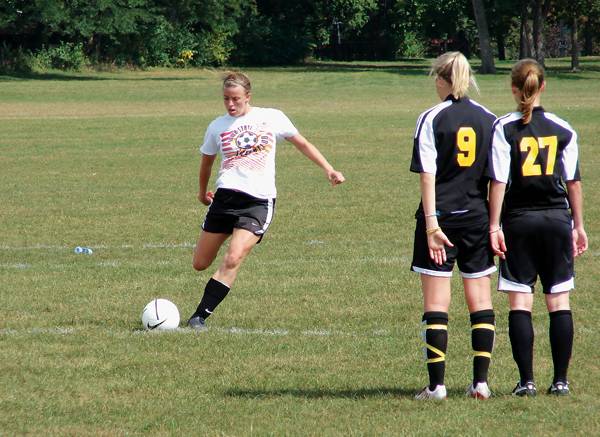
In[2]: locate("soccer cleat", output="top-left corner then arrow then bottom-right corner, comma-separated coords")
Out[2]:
187,315 -> 207,331
547,381 -> 570,396
512,381 -> 537,397
467,382 -> 492,400
415,385 -> 447,400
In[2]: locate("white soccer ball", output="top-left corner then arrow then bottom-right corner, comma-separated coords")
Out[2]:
236,131 -> 257,149
141,298 -> 180,330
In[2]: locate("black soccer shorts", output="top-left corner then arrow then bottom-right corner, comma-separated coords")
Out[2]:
498,209 -> 574,294
202,188 -> 275,240
411,218 -> 496,278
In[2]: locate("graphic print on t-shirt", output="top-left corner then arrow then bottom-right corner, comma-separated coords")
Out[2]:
220,123 -> 275,171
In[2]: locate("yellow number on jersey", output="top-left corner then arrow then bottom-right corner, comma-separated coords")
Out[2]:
520,136 -> 558,176
456,127 -> 476,167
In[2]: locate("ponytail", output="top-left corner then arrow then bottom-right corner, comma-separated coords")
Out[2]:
430,51 -> 478,99
511,59 -> 544,124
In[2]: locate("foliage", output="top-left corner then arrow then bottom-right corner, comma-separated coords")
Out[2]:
1,0 -> 600,68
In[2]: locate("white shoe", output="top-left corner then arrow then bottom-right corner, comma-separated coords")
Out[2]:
415,385 -> 447,400
467,382 -> 491,400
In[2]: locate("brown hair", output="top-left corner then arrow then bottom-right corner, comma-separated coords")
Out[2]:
511,59 -> 544,124
430,51 -> 479,99
222,71 -> 251,94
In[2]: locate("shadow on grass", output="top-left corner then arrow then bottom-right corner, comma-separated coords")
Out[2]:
0,70 -> 211,82
225,386 -> 471,399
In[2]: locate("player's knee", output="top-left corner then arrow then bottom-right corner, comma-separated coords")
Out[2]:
192,258 -> 212,271
222,251 -> 244,271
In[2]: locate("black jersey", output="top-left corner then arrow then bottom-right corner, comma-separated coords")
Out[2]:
488,107 -> 580,212
410,96 -> 496,226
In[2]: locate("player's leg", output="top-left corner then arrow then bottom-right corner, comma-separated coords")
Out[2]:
192,230 -> 230,271
499,211 -> 538,396
189,228 -> 260,328
415,274 -> 451,400
508,291 -> 537,396
463,275 -> 495,399
539,209 -> 575,395
545,292 -> 572,395
456,220 -> 496,398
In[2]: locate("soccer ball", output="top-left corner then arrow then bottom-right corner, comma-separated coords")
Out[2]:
236,131 -> 257,149
141,298 -> 180,330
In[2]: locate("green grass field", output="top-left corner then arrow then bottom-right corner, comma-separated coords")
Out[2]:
1,58 -> 599,436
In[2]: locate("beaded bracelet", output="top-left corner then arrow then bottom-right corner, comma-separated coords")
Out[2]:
426,227 -> 441,235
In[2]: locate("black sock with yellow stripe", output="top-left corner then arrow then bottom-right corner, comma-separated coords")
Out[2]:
470,309 -> 495,384
422,312 -> 448,390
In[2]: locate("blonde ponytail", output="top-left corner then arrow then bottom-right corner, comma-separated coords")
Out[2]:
511,59 -> 544,124
430,51 -> 478,99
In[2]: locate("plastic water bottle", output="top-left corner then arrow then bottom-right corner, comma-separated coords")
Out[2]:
74,246 -> 93,255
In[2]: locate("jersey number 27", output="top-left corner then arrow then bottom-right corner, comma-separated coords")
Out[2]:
520,136 -> 558,176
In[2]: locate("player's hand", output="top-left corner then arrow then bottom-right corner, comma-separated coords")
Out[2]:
490,229 -> 507,259
427,230 -> 454,265
572,227 -> 588,257
198,191 -> 214,206
326,169 -> 345,186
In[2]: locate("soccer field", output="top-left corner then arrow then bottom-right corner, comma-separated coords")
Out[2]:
1,60 -> 599,436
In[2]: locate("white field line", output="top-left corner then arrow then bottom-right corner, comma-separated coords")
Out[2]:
0,242 -> 195,251
0,325 -> 594,338
0,325 -> 395,338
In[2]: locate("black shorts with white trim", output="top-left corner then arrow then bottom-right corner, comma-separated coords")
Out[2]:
498,208 -> 574,294
411,218 -> 496,278
202,188 -> 275,242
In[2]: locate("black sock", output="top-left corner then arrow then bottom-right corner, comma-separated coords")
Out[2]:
192,278 -> 230,319
509,310 -> 534,384
549,310 -> 573,384
470,309 -> 495,384
422,311 -> 448,390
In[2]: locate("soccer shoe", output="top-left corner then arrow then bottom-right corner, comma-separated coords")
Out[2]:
547,381 -> 570,396
466,382 -> 492,400
512,381 -> 537,397
415,385 -> 447,400
187,315 -> 207,331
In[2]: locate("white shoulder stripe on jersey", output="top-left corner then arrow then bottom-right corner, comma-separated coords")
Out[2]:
414,100 -> 453,174
468,98 -> 496,117
414,100 -> 453,139
543,112 -> 579,180
489,112 -> 522,183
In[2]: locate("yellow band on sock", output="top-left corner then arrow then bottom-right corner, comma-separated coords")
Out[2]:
471,323 -> 495,331
473,351 -> 492,358
426,324 -> 448,330
426,343 -> 446,359
426,356 -> 445,364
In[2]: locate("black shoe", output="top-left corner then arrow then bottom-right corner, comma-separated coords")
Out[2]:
548,381 -> 570,396
512,381 -> 537,397
187,315 -> 207,331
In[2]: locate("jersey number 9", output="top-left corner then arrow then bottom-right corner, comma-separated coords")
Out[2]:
456,127 -> 476,167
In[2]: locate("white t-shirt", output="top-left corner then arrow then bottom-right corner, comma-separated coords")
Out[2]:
200,107 -> 298,199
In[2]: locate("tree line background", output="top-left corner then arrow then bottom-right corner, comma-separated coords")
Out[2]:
1,0 -> 599,73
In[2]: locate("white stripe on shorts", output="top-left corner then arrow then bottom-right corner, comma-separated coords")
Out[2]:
411,266 -> 453,277
256,198 -> 274,235
460,265 -> 497,279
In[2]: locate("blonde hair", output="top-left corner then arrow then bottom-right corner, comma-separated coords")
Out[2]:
222,71 -> 251,94
511,59 -> 544,124
430,51 -> 479,99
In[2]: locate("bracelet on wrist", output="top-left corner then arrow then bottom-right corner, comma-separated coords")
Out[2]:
426,227 -> 441,235
489,228 -> 501,234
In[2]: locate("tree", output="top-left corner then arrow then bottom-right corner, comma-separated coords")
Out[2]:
531,0 -> 551,65
471,0 -> 495,73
